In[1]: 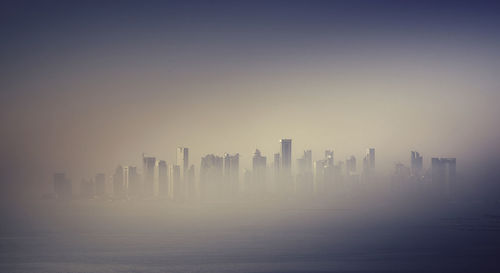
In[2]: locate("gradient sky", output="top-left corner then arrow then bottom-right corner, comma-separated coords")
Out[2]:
1,0 -> 500,197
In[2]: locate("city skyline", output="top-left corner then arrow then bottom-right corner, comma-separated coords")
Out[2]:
2,1 -> 500,272
50,139 -> 459,201
2,1 -> 500,202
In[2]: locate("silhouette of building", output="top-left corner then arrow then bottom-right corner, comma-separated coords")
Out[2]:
168,164 -> 181,200
325,150 -> 334,168
200,154 -> 223,200
410,151 -> 423,177
273,153 -> 280,177
363,148 -> 375,178
54,173 -> 72,200
346,155 -> 356,175
158,160 -> 168,198
177,147 -> 189,180
186,164 -> 196,200
431,158 -> 457,196
297,150 -> 313,194
126,167 -> 140,198
113,165 -> 125,199
252,149 -> 267,193
142,155 -> 156,197
224,153 -> 239,195
391,162 -> 411,191
280,139 -> 292,176
95,173 -> 106,198
169,164 -> 181,200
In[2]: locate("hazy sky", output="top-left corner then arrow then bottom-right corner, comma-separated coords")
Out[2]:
1,1 -> 500,196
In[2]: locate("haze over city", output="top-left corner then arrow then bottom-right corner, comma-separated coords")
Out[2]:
1,1 -> 500,272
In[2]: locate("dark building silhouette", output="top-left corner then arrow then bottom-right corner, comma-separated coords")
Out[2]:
186,164 -> 196,200
280,139 -> 292,176
158,160 -> 168,198
200,154 -> 223,200
142,155 -> 156,197
224,153 -> 239,195
177,147 -> 189,181
126,166 -> 140,198
252,149 -> 267,193
431,158 -> 457,196
410,151 -> 423,177
169,164 -> 181,200
346,155 -> 356,175
296,150 -> 313,194
363,148 -> 375,178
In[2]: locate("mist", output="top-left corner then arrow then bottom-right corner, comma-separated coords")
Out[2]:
1,1 -> 500,272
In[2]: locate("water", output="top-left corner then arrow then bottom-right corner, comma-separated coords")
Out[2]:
1,199 -> 500,272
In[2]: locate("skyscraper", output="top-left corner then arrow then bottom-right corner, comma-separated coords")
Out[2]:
186,164 -> 196,200
363,148 -> 375,178
346,155 -> 356,175
224,153 -> 240,195
126,167 -> 140,198
410,151 -> 423,177
200,154 -> 223,200
158,160 -> 168,198
280,139 -> 292,176
431,158 -> 457,196
325,150 -> 334,167
142,155 -> 156,197
177,147 -> 189,180
252,149 -> 267,184
296,150 -> 313,194
168,164 -> 181,200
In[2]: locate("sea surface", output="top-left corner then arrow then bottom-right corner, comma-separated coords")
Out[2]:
1,198 -> 500,273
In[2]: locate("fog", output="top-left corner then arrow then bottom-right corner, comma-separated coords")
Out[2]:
1,1 -> 500,272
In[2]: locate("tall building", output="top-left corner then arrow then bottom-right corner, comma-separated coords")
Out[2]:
200,154 -> 223,200
113,165 -> 125,199
345,155 -> 356,175
431,158 -> 457,196
363,148 -> 375,178
313,159 -> 326,193
54,173 -> 72,200
224,153 -> 240,195
252,149 -> 267,184
95,173 -> 106,198
299,150 -> 313,173
296,150 -> 313,194
168,164 -> 181,200
186,164 -> 196,200
126,167 -> 140,197
177,147 -> 189,180
158,160 -> 168,197
273,153 -> 280,177
280,139 -> 292,176
272,153 -> 281,193
325,150 -> 334,167
142,155 -> 156,197
410,151 -> 423,177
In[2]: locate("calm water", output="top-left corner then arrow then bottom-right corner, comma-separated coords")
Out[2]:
1,199 -> 500,272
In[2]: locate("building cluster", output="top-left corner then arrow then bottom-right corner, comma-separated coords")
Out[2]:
53,140 -> 457,201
